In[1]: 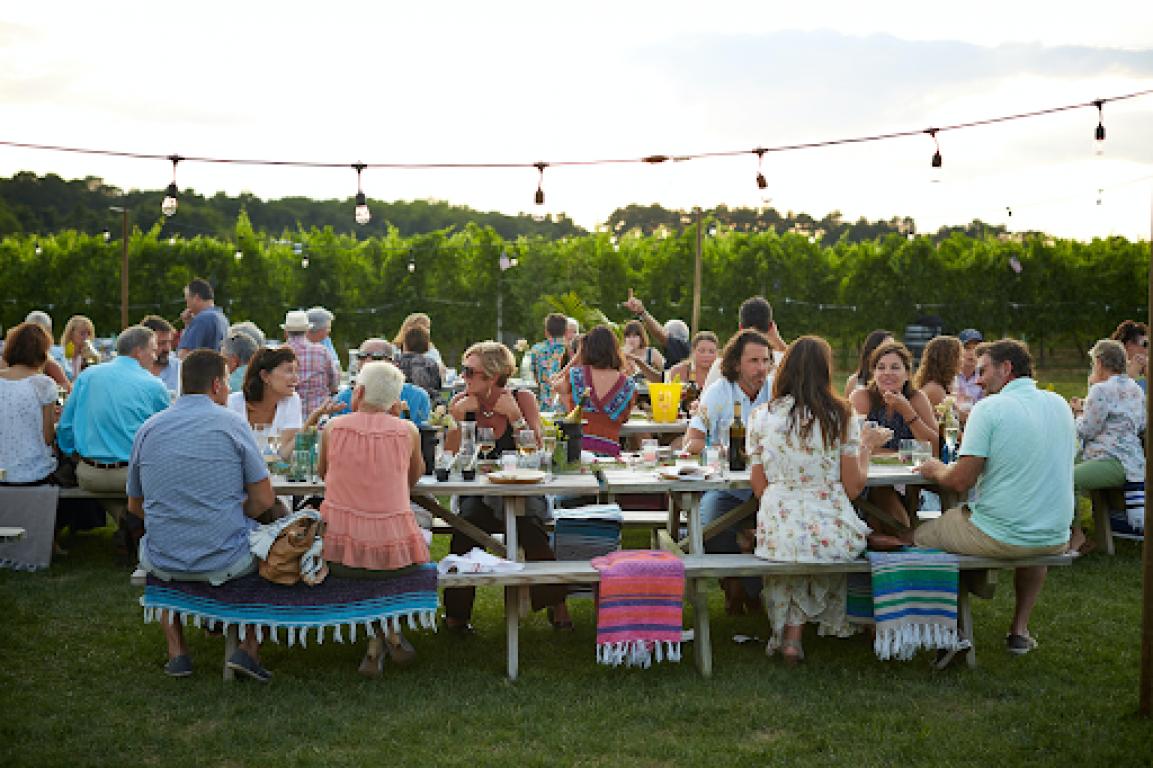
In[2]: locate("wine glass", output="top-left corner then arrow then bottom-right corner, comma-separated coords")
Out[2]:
516,429 -> 539,469
477,427 -> 496,459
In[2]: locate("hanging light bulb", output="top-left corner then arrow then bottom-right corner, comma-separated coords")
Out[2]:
161,155 -> 182,216
407,251 -> 416,273
352,163 -> 370,225
301,254 -> 310,268
234,249 -> 243,261
927,129 -> 943,183
534,162 -> 547,207
102,228 -> 111,242
34,241 -> 42,256
754,148 -> 767,190
1093,99 -> 1106,156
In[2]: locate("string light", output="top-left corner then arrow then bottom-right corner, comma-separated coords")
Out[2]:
102,228 -> 111,242
407,250 -> 415,273
234,249 -> 243,261
534,162 -> 547,206
161,154 -> 182,216
1093,99 -> 1106,156
927,128 -> 942,183
352,163 -> 370,225
754,148 -> 767,190
34,241 -> 42,256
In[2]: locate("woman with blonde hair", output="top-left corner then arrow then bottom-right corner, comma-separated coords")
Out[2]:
60,315 -> 97,381
443,340 -> 572,632
317,361 -> 428,675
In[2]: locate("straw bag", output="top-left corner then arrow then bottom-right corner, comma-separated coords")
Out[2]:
259,517 -> 328,586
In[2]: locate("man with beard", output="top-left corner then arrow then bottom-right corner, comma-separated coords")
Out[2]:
141,315 -> 180,394
683,330 -> 775,614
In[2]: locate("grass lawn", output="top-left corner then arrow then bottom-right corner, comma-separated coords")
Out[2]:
2,366 -> 1146,767
2,522 -> 1150,767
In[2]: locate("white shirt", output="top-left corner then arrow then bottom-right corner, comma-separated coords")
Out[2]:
689,375 -> 773,446
226,391 -> 303,433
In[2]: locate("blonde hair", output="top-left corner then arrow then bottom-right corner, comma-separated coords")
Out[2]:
356,361 -> 404,409
462,341 -> 515,383
60,315 -> 95,351
392,312 -> 431,347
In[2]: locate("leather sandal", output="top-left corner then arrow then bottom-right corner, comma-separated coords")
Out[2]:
358,637 -> 385,678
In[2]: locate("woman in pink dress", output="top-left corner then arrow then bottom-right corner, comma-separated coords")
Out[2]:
317,361 -> 427,677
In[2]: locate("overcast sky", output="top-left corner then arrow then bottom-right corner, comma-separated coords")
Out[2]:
1,1 -> 1151,240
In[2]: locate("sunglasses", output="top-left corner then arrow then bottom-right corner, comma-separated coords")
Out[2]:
357,352 -> 390,361
461,365 -> 487,379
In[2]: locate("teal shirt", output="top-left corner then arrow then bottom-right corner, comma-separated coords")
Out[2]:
960,377 -> 1075,547
57,356 -> 171,463
228,365 -> 247,394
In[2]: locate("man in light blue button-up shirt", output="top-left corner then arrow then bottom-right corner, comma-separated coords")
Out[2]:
57,325 -> 170,550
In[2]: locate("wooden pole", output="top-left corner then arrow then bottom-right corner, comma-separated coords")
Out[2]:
692,207 -> 703,336
111,206 -> 129,330
1141,189 -> 1153,717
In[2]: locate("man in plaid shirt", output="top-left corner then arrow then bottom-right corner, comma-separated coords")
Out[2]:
281,310 -> 339,420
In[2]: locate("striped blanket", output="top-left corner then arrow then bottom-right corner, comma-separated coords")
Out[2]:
846,548 -> 964,661
141,563 -> 439,646
591,550 -> 684,668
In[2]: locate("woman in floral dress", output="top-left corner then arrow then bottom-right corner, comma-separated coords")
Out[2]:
750,336 -> 891,664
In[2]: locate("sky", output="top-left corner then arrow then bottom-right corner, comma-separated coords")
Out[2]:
1,1 -> 1152,240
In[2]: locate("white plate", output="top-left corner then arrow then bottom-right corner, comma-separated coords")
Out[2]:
487,469 -> 547,484
656,466 -> 715,481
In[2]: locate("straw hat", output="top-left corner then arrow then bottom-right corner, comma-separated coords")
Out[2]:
281,310 -> 312,333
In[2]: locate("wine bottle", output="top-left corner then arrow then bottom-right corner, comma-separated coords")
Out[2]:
729,402 -> 747,471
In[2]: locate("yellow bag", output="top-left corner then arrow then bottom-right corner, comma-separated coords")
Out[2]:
648,382 -> 682,423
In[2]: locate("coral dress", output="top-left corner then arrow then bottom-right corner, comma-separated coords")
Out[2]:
320,411 -> 429,570
750,396 -> 870,651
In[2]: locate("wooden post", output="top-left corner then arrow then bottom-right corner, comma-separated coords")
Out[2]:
692,207 -> 703,336
1141,191 -> 1153,717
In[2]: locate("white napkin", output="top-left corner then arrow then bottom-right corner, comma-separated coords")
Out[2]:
437,547 -> 525,575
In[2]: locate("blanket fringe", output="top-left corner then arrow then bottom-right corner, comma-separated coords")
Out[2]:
874,622 -> 963,661
596,640 -> 682,668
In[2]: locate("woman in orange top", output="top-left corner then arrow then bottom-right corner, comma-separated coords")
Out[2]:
317,360 -> 427,677
554,325 -> 637,457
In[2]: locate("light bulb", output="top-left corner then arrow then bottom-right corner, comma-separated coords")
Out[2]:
301,255 -> 310,268
161,182 -> 179,216
354,191 -> 370,225
169,236 -> 177,245
102,229 -> 111,242
407,260 -> 415,273
34,242 -> 42,256
234,249 -> 243,261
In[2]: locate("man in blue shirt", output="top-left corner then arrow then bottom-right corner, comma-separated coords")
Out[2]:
129,349 -> 278,680
58,325 -> 171,551
335,338 -> 430,425
141,314 -> 181,393
177,278 -> 229,358
683,330 -> 774,614
916,339 -> 1074,657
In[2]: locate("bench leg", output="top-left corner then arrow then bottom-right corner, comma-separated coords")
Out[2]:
689,579 -> 713,678
1090,490 -> 1116,556
505,586 -> 521,681
223,626 -> 239,682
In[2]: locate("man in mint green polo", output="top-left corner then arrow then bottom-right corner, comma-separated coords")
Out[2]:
915,339 -> 1073,656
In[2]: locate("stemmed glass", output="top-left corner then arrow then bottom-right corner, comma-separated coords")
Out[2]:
477,427 -> 496,464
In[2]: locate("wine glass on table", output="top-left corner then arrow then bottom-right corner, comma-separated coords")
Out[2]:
516,429 -> 539,467
477,426 -> 496,467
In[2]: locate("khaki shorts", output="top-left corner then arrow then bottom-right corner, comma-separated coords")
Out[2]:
913,505 -> 1067,558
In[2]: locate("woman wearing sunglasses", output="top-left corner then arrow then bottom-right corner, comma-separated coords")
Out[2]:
442,340 -> 573,633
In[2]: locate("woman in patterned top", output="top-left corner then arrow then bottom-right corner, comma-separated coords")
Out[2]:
1068,339 -> 1146,552
555,325 -> 637,457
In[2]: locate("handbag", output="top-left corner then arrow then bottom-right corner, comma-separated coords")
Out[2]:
258,517 -> 328,586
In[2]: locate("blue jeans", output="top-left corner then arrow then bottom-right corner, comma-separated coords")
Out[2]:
700,489 -> 760,599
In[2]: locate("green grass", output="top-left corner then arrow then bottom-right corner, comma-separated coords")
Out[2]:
2,522 -> 1150,767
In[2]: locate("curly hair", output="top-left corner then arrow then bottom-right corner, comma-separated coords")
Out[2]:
242,346 -> 296,403
1111,320 -> 1149,347
719,330 -> 771,382
913,335 -> 962,391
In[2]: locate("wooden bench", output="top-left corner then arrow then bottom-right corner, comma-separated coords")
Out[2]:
134,552 -> 1073,680
1089,488 -> 1143,555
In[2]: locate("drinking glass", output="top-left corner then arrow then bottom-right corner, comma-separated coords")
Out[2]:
515,430 -> 538,469
911,440 -> 934,467
898,439 -> 916,465
501,451 -> 519,473
477,427 -> 496,460
641,438 -> 659,469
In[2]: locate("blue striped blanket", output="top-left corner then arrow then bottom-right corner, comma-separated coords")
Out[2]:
846,548 -> 964,661
140,563 -> 439,646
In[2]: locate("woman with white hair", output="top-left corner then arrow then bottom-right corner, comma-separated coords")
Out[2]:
316,361 -> 428,676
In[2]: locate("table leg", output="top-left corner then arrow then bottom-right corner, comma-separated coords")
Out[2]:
505,585 -> 521,681
505,497 -> 523,560
958,585 -> 977,668
685,492 -> 703,556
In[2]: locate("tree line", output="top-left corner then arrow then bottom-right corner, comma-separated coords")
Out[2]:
1,208 -> 1146,368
